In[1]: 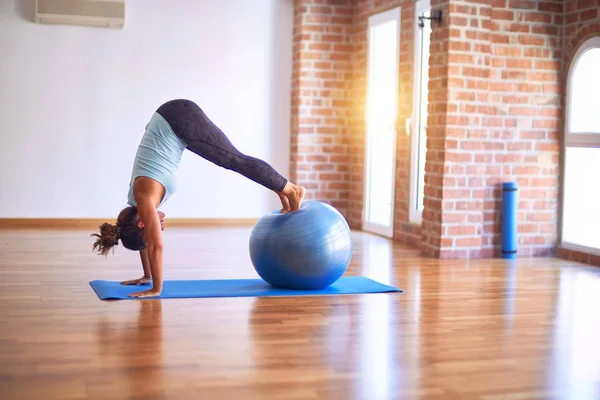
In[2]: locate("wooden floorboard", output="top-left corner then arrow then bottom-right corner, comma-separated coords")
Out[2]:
0,227 -> 599,399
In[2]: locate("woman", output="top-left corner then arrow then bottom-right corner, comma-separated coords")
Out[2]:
91,99 -> 306,298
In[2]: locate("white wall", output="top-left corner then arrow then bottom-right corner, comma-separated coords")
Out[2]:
0,0 -> 293,218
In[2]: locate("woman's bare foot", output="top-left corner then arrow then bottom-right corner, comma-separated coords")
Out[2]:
277,191 -> 291,213
281,182 -> 306,212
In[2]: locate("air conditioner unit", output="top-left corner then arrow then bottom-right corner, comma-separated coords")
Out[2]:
35,0 -> 125,28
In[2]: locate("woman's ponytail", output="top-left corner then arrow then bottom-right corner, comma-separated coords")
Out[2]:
91,222 -> 120,256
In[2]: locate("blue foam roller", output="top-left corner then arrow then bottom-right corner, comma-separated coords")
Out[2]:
502,181 -> 518,259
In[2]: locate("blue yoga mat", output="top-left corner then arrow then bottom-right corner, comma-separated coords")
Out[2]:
89,276 -> 402,300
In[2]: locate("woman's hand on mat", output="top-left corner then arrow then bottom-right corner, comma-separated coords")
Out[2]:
128,288 -> 162,298
121,276 -> 152,286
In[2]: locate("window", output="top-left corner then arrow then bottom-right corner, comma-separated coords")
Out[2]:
561,36 -> 600,254
409,0 -> 432,224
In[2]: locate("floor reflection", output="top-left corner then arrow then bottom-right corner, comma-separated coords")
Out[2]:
503,259 -> 518,331
94,301 -> 164,397
550,267 -> 600,398
358,295 -> 392,399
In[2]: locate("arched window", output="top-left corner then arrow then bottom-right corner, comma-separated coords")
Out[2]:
561,36 -> 600,254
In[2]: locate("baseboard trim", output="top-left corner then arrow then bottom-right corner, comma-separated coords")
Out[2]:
0,218 -> 258,229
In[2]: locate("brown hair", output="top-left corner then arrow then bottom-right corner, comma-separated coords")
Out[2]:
91,206 -> 147,256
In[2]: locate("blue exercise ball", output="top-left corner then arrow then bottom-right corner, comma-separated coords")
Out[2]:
249,200 -> 353,290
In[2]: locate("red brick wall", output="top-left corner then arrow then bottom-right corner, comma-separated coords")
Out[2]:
292,0 -> 419,242
419,0 -> 451,257
564,0 -> 600,57
290,0 -> 355,218
421,0 -> 563,258
291,0 -> 599,266
490,0 -> 563,259
555,0 -> 600,267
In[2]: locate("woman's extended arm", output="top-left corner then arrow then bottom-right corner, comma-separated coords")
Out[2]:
120,248 -> 152,286
128,198 -> 164,298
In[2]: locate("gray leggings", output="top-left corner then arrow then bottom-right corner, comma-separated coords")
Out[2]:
156,99 -> 288,193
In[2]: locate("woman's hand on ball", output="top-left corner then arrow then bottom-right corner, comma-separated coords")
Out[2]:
121,276 -> 151,286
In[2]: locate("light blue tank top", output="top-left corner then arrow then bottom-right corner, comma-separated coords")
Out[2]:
127,112 -> 187,208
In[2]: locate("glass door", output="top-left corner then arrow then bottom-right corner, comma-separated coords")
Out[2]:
362,6 -> 401,238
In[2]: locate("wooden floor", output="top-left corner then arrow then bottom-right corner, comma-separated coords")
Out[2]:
1,227 -> 600,399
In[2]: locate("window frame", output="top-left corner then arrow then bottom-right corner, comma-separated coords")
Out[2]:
559,35 -> 600,256
408,0 -> 432,225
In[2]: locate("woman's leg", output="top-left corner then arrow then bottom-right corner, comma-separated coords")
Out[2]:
156,99 -> 305,212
